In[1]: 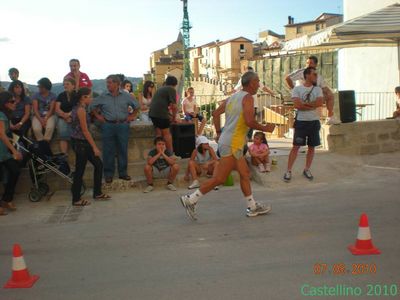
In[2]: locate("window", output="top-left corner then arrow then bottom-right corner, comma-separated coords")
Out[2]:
296,26 -> 303,34
239,43 -> 246,53
316,24 -> 321,31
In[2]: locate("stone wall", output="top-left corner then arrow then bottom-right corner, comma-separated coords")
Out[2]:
14,124 -> 158,195
91,123 -> 156,162
322,119 -> 400,155
51,123 -> 156,163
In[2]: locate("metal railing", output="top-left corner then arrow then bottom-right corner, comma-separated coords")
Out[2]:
355,92 -> 396,121
187,91 -> 397,139
192,93 -> 294,139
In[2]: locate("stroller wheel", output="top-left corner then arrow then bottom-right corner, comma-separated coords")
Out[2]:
38,183 -> 50,196
80,182 -> 86,196
29,190 -> 42,202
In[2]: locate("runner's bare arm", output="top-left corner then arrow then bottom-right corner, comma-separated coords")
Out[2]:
243,94 -> 275,132
212,99 -> 227,134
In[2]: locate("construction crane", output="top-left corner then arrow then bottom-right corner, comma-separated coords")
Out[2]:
181,0 -> 192,90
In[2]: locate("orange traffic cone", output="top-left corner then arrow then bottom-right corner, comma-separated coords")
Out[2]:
4,244 -> 40,288
348,213 -> 381,255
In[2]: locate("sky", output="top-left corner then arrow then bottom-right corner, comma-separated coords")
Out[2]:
0,0 -> 342,84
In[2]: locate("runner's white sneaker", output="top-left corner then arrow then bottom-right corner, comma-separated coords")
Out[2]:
179,195 -> 197,221
188,179 -> 200,189
303,169 -> 314,181
283,171 -> 292,182
246,203 -> 272,217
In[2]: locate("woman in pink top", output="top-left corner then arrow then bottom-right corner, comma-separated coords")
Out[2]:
249,132 -> 271,173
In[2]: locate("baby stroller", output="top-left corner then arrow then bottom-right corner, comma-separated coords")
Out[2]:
16,136 -> 85,202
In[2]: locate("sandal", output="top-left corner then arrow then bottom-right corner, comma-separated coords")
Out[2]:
73,199 -> 91,206
3,202 -> 17,211
0,208 -> 8,216
94,193 -> 111,200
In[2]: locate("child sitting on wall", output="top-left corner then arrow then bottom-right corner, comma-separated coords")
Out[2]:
143,137 -> 180,193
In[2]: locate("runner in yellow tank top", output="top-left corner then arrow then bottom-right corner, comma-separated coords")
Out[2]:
218,90 -> 250,159
180,71 -> 275,220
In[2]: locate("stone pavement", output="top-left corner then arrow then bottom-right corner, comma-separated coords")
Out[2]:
0,152 -> 399,300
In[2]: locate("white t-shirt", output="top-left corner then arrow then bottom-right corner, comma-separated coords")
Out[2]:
292,84 -> 323,121
288,68 -> 327,89
182,97 -> 196,114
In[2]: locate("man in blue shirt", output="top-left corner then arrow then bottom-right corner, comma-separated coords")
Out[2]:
91,75 -> 139,183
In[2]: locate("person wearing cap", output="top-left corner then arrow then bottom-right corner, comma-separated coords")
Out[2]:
143,136 -> 180,193
31,77 -> 57,142
186,136 -> 219,189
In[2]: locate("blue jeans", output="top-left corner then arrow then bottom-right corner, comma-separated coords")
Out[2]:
57,117 -> 72,140
101,123 -> 130,178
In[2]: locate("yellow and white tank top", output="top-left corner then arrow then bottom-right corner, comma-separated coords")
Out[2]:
219,91 -> 251,151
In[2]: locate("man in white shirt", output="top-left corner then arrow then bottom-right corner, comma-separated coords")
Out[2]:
285,56 -> 340,125
283,67 -> 324,182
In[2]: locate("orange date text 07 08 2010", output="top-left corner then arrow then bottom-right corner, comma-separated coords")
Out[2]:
313,263 -> 377,275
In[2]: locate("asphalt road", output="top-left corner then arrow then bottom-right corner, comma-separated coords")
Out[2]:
1,153 -> 399,300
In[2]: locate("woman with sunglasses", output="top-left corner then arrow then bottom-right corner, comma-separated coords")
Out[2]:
8,80 -> 32,138
0,92 -> 23,215
139,80 -> 155,123
70,87 -> 110,206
